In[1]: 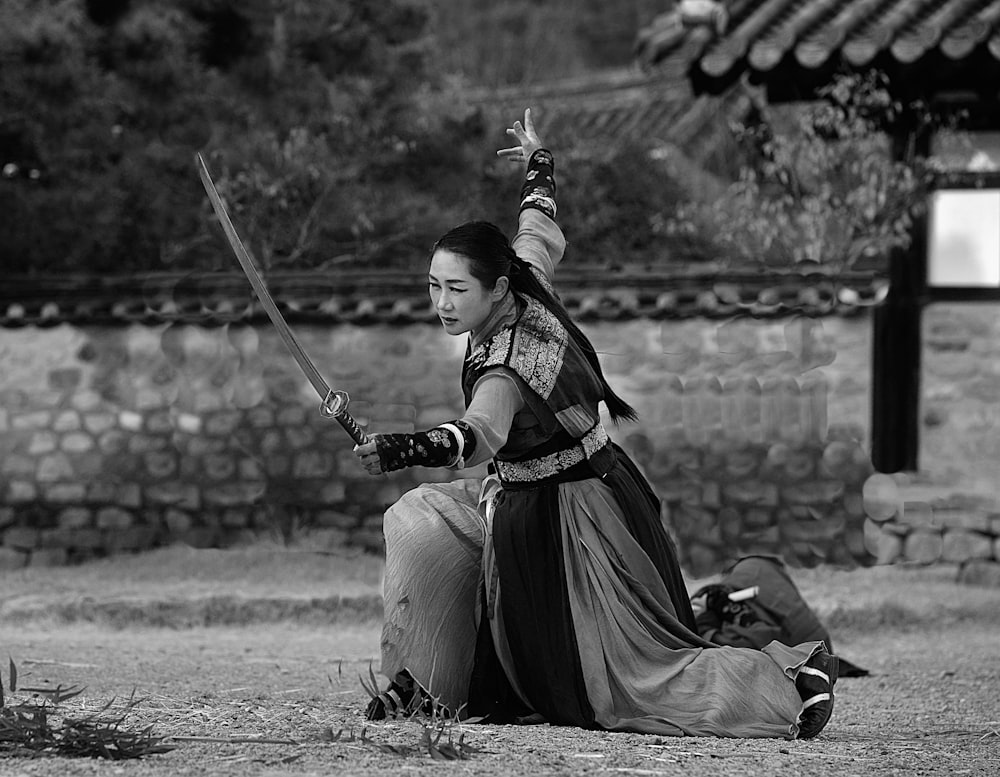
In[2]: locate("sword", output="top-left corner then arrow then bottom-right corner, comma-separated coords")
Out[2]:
196,153 -> 369,446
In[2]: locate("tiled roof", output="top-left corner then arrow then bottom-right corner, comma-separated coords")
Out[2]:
1,269 -> 888,328
636,0 -> 1000,95
464,67 -> 723,150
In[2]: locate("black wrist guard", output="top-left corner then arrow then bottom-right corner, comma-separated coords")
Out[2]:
520,148 -> 556,219
373,420 -> 478,473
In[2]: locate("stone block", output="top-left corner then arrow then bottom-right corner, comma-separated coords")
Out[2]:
292,451 -> 333,479
97,507 -> 134,531
62,432 -> 96,453
246,406 -> 275,428
28,431 -> 58,455
37,453 -> 75,482
932,509 -> 992,533
146,482 -> 201,509
44,483 -> 87,503
118,410 -> 144,432
11,410 -> 52,430
70,528 -> 105,549
98,430 -> 128,454
2,455 -> 36,477
48,368 -> 82,391
238,458 -> 264,479
71,390 -> 103,412
898,500 -> 935,529
145,409 -> 174,434
107,527 -> 159,551
7,481 -> 37,502
203,454 -> 236,480
0,546 -> 28,571
128,434 -> 169,454
903,530 -> 944,564
175,412 -> 202,435
782,480 -> 845,506
164,509 -> 193,533
265,455 -> 290,477
53,410 -> 82,432
57,507 -> 93,530
84,412 -> 116,434
863,518 -> 903,564
204,482 -> 265,507
220,509 -> 250,528
0,508 -> 14,530
941,530 -> 994,563
285,426 -> 316,449
119,483 -> 142,508
4,526 -> 40,550
205,410 -> 243,437
185,437 -> 226,456
145,451 -> 179,479
85,481 -> 119,503
722,481 -> 779,507
136,389 -> 168,410
30,547 -> 69,566
959,560 -> 1000,588
276,405 -> 308,426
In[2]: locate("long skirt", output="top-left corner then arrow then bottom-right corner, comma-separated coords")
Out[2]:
378,452 -> 820,738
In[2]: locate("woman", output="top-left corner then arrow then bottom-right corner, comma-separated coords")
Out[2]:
354,109 -> 838,739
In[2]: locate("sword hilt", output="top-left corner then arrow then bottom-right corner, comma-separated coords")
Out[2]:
320,390 -> 369,446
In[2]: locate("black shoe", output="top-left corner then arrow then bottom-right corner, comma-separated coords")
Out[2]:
796,648 -> 838,739
364,681 -> 414,721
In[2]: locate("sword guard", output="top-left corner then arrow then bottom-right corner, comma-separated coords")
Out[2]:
320,390 -> 370,446
320,389 -> 350,418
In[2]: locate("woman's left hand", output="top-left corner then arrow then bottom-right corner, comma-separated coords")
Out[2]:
497,108 -> 543,165
353,440 -> 385,476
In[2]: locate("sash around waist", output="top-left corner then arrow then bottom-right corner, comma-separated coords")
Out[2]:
495,423 -> 613,489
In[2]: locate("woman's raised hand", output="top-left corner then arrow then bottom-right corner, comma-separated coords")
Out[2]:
497,108 -> 543,165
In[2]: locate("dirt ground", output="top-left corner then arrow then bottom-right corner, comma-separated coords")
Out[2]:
1,549 -> 999,776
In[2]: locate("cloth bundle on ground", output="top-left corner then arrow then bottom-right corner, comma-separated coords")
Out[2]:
691,555 -> 869,678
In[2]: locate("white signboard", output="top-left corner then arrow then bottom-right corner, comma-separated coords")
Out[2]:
927,188 -> 1000,288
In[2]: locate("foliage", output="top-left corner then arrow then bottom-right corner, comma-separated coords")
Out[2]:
0,658 -> 173,759
663,72 -> 944,273
1,0 -> 682,275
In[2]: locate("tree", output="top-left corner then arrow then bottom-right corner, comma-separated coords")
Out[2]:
662,72 -> 946,274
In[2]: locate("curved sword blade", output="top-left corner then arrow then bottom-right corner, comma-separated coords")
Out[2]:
196,153 -> 368,445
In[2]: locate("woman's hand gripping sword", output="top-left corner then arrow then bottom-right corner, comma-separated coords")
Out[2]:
196,153 -> 369,446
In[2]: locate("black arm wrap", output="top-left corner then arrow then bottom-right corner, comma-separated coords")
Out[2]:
373,419 -> 478,473
520,148 -> 556,219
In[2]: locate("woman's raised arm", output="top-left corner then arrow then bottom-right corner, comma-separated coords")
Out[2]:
497,109 -> 565,286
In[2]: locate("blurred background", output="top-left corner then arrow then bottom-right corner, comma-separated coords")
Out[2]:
2,0 -> 999,580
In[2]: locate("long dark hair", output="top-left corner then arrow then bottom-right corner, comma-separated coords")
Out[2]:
431,221 -> 637,424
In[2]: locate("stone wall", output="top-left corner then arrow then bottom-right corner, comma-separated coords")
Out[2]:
1,306 -> 998,576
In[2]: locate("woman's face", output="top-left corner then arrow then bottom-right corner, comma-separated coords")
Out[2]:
428,249 -> 507,335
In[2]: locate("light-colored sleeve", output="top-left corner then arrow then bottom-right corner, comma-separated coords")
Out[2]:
511,208 -> 566,288
457,371 -> 525,468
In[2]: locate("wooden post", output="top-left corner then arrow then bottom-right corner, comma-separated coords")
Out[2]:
871,126 -> 929,473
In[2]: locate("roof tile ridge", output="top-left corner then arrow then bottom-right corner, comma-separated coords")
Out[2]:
794,0 -> 888,68
749,0 -> 844,71
701,0 -> 798,77
941,0 -> 1000,59
842,0 -> 940,66
891,0 -> 987,63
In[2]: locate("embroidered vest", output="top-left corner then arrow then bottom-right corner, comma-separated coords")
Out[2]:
463,296 -> 615,487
